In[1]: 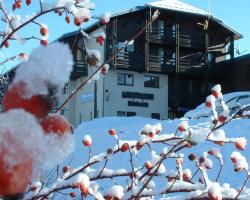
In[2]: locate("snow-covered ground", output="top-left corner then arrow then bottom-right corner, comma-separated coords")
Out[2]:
66,115 -> 250,198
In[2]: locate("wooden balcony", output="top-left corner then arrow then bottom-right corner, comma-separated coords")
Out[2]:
114,52 -> 205,74
148,28 -> 204,49
115,52 -> 145,71
70,60 -> 88,80
148,55 -> 204,74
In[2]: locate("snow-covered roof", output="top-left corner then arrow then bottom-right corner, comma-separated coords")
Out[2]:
59,0 -> 242,40
146,0 -> 208,16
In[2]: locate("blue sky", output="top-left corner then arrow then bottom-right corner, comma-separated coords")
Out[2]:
1,0 -> 250,73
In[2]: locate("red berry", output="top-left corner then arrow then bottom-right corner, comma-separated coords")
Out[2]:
108,128 -> 116,136
83,16 -> 89,22
96,36 -> 104,46
101,66 -> 107,74
82,136 -> 92,147
80,184 -> 88,196
218,115 -> 226,123
65,16 -> 70,24
0,134 -> 33,196
183,172 -> 190,181
231,157 -> 237,163
177,125 -> 187,132
136,142 -> 143,150
3,41 -> 9,48
205,101 -> 212,108
26,0 -> 31,5
12,3 -> 18,11
40,26 -> 48,36
199,156 -> 205,164
104,195 -> 112,200
70,192 -> 76,198
145,161 -> 152,170
235,141 -> 246,151
30,186 -> 37,191
120,143 -> 129,152
74,17 -> 82,26
40,39 -> 48,46
100,19 -> 108,25
63,166 -> 70,173
40,114 -> 71,136
212,90 -> 220,98
3,82 -> 53,118
188,153 -> 196,161
16,1 -> 22,9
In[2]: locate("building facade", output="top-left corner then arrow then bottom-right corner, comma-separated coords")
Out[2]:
57,0 -> 243,126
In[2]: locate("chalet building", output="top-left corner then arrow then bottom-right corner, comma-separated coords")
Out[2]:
56,0 -> 244,126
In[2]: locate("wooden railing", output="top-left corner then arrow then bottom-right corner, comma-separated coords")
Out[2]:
115,52 -> 145,71
70,60 -> 88,80
148,27 -> 204,48
114,52 -> 204,73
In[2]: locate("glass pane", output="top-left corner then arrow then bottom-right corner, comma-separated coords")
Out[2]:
117,74 -> 124,85
126,74 -> 133,85
117,111 -> 125,116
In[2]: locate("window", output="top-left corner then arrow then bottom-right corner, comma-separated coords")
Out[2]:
151,113 -> 160,119
117,111 -> 125,117
144,76 -> 159,88
117,111 -> 136,117
117,73 -> 133,86
126,42 -> 134,52
63,83 -> 69,94
127,112 -> 136,117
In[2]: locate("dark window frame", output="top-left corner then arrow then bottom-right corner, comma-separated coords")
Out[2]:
117,73 -> 134,86
144,75 -> 159,88
151,113 -> 160,119
117,111 -> 126,117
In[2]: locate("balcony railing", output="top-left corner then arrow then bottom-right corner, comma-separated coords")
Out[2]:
115,52 -> 145,71
70,60 -> 88,80
114,52 -> 204,73
148,28 -> 204,48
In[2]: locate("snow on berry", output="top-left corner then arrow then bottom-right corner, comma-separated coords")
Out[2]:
0,109 -> 75,188
231,151 -> 248,172
204,157 -> 213,169
100,12 -> 111,25
105,185 -> 124,200
183,169 -> 192,181
101,64 -> 109,75
86,49 -> 101,65
156,122 -> 162,134
177,121 -> 188,132
73,173 -> 90,189
208,183 -> 222,200
13,42 -> 73,98
218,110 -> 229,123
83,135 -> 92,147
212,84 -> 222,99
205,95 -> 216,109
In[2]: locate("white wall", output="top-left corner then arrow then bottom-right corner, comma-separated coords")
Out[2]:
56,27 -> 105,127
103,69 -> 168,119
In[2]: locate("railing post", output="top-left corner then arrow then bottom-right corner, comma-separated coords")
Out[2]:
174,15 -> 180,117
145,10 -> 149,71
204,29 -> 209,92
